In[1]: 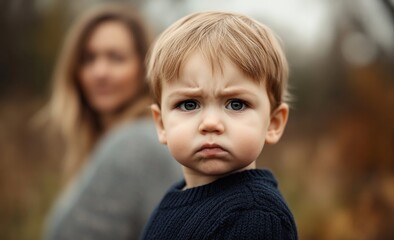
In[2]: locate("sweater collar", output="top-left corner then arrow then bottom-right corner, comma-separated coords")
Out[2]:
159,169 -> 277,209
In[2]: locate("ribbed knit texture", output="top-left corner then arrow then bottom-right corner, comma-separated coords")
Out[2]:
140,169 -> 298,240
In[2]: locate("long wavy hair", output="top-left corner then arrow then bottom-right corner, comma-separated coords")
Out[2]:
45,4 -> 152,180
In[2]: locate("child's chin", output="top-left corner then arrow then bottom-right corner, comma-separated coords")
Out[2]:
197,161 -> 237,176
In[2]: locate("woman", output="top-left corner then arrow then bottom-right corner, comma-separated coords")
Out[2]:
43,4 -> 180,239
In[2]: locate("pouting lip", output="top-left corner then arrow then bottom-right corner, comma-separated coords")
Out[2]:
197,143 -> 227,153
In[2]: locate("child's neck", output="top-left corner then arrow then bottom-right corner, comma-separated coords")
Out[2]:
182,162 -> 256,190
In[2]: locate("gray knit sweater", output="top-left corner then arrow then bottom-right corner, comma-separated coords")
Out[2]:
44,119 -> 181,240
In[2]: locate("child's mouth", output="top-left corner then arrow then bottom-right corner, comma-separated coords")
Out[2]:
197,143 -> 227,157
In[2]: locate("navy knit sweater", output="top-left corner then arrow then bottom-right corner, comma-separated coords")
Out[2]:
140,169 -> 298,240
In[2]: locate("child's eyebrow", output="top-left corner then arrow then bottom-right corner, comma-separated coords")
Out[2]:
218,88 -> 259,98
167,88 -> 259,99
167,88 -> 204,98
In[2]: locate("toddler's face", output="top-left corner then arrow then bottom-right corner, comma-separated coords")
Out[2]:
152,52 -> 278,181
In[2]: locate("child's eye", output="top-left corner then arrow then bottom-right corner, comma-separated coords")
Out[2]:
225,99 -> 247,111
177,100 -> 200,111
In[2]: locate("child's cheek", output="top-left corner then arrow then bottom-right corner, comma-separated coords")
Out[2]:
233,127 -> 265,163
165,125 -> 194,163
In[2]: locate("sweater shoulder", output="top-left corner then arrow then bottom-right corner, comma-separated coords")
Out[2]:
204,182 -> 297,239
247,179 -> 289,212
214,180 -> 296,228
229,180 -> 297,237
209,208 -> 297,240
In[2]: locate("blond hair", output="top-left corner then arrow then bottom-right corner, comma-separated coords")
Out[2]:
45,4 -> 152,180
147,11 -> 289,110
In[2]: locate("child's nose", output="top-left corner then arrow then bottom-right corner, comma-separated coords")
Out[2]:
198,109 -> 224,135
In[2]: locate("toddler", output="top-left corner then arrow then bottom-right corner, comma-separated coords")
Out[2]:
141,11 -> 298,240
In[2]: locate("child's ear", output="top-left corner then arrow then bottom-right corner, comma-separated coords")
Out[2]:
151,104 -> 167,145
265,103 -> 289,144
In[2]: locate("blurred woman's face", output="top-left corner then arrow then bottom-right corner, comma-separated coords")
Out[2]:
79,20 -> 142,115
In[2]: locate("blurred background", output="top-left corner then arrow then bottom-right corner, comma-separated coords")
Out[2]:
0,0 -> 393,239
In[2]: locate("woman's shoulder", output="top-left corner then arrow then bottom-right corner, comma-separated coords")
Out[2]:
94,118 -> 161,153
89,118 -> 177,170
102,118 -> 158,146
